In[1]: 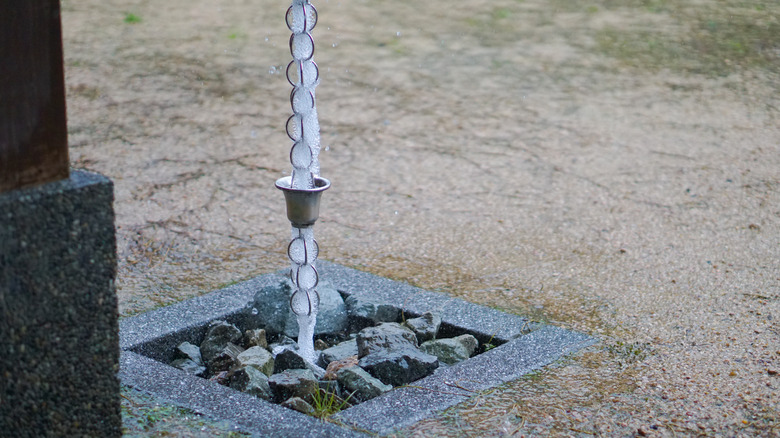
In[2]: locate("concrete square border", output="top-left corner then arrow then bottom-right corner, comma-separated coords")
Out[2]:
120,261 -> 595,437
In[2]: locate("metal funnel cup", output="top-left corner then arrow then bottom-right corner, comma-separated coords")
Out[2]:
275,176 -> 330,228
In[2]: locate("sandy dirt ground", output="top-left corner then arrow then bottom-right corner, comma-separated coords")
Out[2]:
61,0 -> 779,436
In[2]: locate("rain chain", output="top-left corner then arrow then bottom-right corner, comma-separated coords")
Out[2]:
286,0 -> 320,190
278,0 -> 327,365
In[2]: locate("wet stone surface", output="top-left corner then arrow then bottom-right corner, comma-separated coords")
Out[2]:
120,265 -> 593,435
164,278 -> 489,415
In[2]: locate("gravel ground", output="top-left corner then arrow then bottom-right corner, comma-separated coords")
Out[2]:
62,0 -> 778,436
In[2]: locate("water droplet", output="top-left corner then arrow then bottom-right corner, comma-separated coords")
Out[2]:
251,307 -> 259,315
396,31 -> 401,37
269,66 -> 277,74
324,145 -> 330,151
332,42 -> 338,48
265,36 -> 269,42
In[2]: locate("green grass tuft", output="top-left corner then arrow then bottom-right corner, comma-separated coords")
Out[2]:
310,387 -> 354,419
124,13 -> 142,24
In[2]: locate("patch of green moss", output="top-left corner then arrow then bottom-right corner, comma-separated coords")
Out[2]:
124,13 -> 142,24
594,1 -> 780,75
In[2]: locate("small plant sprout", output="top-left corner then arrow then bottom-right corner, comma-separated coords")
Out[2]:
310,387 -> 354,419
483,332 -> 497,351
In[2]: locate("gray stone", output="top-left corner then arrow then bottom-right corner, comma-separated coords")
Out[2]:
229,366 -> 273,400
274,349 -> 325,379
420,334 -> 479,365
337,366 -> 392,402
403,312 -> 442,343
273,348 -> 308,373
0,171 -> 120,437
208,342 -> 245,373
283,281 -> 348,338
243,329 -> 268,349
171,358 -> 207,377
268,369 -> 319,404
359,348 -> 439,386
248,277 -> 294,335
319,338 -> 359,367
356,322 -> 418,358
269,335 -> 297,355
236,346 -> 274,376
318,379 -> 342,397
200,320 -> 242,367
175,341 -> 203,366
250,277 -> 348,337
345,295 -> 400,330
281,397 -> 316,416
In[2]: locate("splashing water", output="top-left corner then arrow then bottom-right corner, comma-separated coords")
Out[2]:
288,227 -> 319,363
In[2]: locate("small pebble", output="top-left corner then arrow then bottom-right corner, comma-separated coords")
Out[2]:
314,339 -> 329,350
323,356 -> 358,380
209,371 -> 229,385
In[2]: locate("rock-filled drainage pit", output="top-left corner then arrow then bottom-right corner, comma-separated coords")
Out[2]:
120,262 -> 595,437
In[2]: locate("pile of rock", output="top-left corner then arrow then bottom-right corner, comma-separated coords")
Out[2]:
168,278 -> 480,415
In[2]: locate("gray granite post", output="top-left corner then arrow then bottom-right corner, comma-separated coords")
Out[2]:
0,170 -> 121,437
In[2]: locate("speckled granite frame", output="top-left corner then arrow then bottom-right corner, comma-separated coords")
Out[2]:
0,170 -> 120,437
120,261 -> 594,437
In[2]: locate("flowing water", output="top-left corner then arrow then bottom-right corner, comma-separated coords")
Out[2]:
285,0 -> 324,363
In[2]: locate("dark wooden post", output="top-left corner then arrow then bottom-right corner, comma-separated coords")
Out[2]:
0,0 -> 70,193
1,3 -> 121,435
